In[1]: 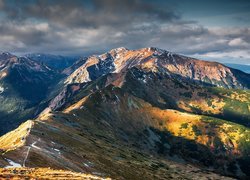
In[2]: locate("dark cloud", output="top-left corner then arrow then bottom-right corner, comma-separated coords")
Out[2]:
0,0 -> 249,64
1,0 -> 179,28
0,0 -> 4,8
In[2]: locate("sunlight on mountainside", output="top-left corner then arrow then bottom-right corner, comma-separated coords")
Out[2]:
0,168 -> 110,179
0,120 -> 33,151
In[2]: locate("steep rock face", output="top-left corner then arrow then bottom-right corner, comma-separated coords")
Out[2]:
0,52 -> 60,135
65,47 -> 249,89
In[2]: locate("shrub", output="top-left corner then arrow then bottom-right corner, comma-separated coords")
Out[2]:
180,123 -> 189,129
192,125 -> 202,136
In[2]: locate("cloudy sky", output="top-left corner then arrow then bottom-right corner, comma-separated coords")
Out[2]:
0,0 -> 250,64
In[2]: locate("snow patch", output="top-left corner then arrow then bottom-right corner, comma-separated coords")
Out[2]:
84,163 -> 90,167
114,95 -> 120,102
8,110 -> 14,113
116,53 -> 120,59
84,161 -> 94,168
153,48 -> 165,56
53,148 -> 60,152
138,74 -> 147,84
5,158 -> 22,168
0,86 -> 4,94
52,148 -> 61,154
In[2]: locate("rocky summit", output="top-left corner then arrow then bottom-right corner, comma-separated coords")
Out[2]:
64,47 -> 249,89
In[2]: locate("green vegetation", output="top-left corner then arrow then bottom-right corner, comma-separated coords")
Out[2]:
213,136 -> 224,150
192,125 -> 202,136
180,123 -> 189,129
179,92 -> 192,98
189,105 -> 202,114
197,92 -> 208,97
201,87 -> 250,126
238,132 -> 250,155
207,99 -> 213,107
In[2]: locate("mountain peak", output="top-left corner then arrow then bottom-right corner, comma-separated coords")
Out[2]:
141,46 -> 166,52
110,47 -> 128,52
0,51 -> 13,55
64,47 -> 249,89
108,47 -> 129,56
0,52 -> 15,60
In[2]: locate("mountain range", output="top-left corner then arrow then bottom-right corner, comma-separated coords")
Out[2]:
0,52 -> 62,135
0,47 -> 249,179
25,53 -> 78,71
224,63 -> 250,74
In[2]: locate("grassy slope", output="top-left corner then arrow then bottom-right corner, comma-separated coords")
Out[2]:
0,168 -> 108,179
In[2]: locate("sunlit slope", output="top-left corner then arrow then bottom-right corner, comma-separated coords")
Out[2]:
0,120 -> 33,151
0,168 -> 109,179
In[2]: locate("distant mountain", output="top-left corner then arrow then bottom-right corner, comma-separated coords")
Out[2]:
0,48 -> 249,179
25,53 -> 78,70
224,63 -> 250,74
0,52 -> 61,135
